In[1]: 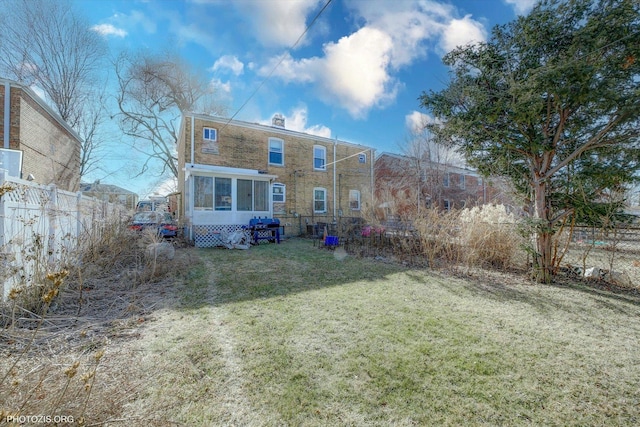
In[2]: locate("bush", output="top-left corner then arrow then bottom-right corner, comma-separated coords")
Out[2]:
459,204 -> 523,269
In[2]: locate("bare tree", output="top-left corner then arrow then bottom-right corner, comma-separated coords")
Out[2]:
400,115 -> 466,212
114,51 -> 227,179
0,0 -> 108,178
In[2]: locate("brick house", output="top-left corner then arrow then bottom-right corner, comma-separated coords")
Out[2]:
375,152 -> 510,218
0,78 -> 81,191
177,113 -> 375,246
80,182 -> 139,211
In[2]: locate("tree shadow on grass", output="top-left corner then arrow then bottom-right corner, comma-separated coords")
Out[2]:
423,267 -> 640,321
177,238 -> 408,311
178,237 -> 640,321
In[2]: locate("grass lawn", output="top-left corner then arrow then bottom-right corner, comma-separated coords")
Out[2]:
128,238 -> 640,426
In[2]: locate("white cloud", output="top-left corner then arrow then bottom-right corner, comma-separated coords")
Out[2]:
259,106 -> 331,138
440,14 -> 487,54
109,11 -> 156,34
503,0 -> 538,15
210,78 -> 232,96
211,55 -> 244,76
257,1 -> 487,118
286,107 -> 332,138
320,27 -> 398,118
90,23 -> 127,38
234,0 -> 322,48
405,111 -> 437,134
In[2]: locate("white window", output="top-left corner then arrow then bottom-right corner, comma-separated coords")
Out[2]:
194,176 -> 213,210
443,173 -> 450,187
314,188 -> 327,213
254,181 -> 269,211
349,190 -> 360,210
444,199 -> 451,211
478,177 -> 483,186
459,175 -> 466,189
215,177 -> 232,211
314,145 -> 326,171
272,183 -> 285,202
203,127 -> 217,141
358,153 -> 366,164
269,138 -> 284,166
237,179 -> 253,211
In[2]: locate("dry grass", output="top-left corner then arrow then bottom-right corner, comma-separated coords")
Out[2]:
2,236 -> 640,426
0,214 -> 189,425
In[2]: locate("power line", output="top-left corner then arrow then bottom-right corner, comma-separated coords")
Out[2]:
218,0 -> 333,132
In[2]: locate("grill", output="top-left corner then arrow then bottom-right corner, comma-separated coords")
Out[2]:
247,217 -> 281,244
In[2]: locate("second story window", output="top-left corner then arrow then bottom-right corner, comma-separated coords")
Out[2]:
358,153 -> 366,164
269,138 -> 284,166
443,172 -> 450,187
314,145 -> 326,171
203,127 -> 217,141
459,175 -> 466,189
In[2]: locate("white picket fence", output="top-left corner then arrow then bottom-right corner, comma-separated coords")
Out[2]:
0,169 -> 127,301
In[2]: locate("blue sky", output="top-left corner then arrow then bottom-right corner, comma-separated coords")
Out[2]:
77,0 -> 537,197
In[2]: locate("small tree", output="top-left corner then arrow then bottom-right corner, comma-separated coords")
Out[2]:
420,0 -> 640,282
114,51 -> 227,179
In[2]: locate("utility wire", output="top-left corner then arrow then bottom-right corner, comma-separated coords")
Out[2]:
218,0 -> 333,132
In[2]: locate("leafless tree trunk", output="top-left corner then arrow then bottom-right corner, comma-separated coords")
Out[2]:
113,51 -> 227,179
0,0 -> 108,178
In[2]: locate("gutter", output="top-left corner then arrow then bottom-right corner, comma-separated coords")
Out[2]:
333,138 -> 337,220
3,82 -> 9,148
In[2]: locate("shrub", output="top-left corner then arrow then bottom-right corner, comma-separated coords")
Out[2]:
459,204 -> 523,269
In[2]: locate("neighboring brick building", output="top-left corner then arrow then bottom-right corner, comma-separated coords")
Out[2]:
375,152 -> 510,218
80,182 -> 139,211
0,78 -> 81,191
177,113 -> 375,245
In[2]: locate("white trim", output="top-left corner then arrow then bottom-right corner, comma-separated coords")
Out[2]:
268,137 -> 284,166
349,189 -> 361,211
313,187 -> 327,213
184,163 -> 278,180
203,126 -> 217,141
313,145 -> 327,171
272,182 -> 286,202
0,78 -> 81,143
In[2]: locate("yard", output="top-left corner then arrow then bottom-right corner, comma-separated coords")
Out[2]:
2,237 -> 640,426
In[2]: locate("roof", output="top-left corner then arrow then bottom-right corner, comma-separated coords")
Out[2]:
0,78 -> 82,143
184,112 -> 375,152
80,182 -> 138,195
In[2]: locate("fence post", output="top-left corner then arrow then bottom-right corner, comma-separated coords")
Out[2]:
47,183 -> 58,266
0,169 -> 6,300
76,191 -> 83,247
0,169 -> 6,250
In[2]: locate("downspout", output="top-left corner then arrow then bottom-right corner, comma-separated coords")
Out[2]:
370,148 -> 374,210
190,115 -> 195,164
189,114 -> 195,241
3,82 -> 10,148
333,138 -> 337,220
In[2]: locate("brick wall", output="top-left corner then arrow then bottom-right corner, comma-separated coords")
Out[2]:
0,81 -> 80,191
180,115 -> 374,220
375,153 -> 511,215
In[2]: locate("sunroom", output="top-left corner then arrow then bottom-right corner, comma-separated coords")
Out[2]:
183,163 -> 278,247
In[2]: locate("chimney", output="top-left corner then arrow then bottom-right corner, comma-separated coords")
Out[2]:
272,113 -> 285,128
